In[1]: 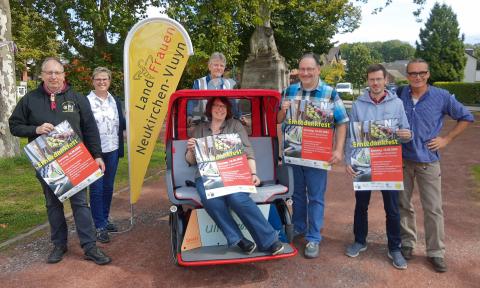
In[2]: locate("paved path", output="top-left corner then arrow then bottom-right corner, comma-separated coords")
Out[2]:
1,118 -> 479,288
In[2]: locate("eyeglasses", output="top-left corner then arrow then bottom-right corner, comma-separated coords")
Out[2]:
42,71 -> 64,76
299,67 -> 317,73
94,78 -> 110,82
407,71 -> 428,78
212,104 -> 227,110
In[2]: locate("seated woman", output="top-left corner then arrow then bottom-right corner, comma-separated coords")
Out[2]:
185,97 -> 284,255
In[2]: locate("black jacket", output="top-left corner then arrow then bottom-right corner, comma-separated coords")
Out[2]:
9,83 -> 102,158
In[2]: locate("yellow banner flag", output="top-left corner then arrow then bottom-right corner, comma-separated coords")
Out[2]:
124,17 -> 193,204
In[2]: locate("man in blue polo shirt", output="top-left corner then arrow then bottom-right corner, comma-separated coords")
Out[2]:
277,53 -> 349,258
397,58 -> 474,272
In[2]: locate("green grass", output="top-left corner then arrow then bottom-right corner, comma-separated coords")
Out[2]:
0,139 -> 165,243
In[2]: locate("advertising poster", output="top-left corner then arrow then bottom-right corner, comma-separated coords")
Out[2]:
24,121 -> 103,202
283,99 -> 334,170
194,133 -> 256,199
350,119 -> 403,191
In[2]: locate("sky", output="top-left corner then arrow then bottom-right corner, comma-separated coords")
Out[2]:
332,0 -> 480,45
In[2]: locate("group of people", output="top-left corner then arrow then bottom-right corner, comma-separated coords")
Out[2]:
279,54 -> 473,273
7,51 -> 474,273
9,58 -> 125,265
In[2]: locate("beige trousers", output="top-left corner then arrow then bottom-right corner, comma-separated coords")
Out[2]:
399,159 -> 445,258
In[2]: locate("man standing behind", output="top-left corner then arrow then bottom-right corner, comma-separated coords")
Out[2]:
9,57 -> 112,265
193,52 -> 236,90
344,64 -> 412,270
398,58 -> 474,272
277,53 -> 349,258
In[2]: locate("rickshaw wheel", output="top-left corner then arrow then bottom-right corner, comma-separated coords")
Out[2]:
169,207 -> 184,265
275,199 -> 294,243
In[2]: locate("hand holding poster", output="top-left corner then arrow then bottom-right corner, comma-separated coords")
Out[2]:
24,120 -> 103,202
194,133 -> 256,199
283,99 -> 334,170
350,119 -> 403,191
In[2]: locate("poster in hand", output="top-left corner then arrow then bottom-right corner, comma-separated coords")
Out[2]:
350,119 -> 403,191
194,133 -> 256,199
24,120 -> 103,202
283,99 -> 334,170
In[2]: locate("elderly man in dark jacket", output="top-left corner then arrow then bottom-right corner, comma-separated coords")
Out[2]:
9,57 -> 111,265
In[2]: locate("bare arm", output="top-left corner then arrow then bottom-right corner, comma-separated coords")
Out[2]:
329,123 -> 347,165
247,158 -> 261,186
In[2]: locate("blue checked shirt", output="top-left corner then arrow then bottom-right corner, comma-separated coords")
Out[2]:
398,85 -> 474,163
281,81 -> 350,125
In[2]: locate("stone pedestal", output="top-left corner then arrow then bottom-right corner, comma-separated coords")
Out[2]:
241,55 -> 289,91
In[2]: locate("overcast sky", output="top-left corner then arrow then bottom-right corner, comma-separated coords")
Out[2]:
332,0 -> 480,45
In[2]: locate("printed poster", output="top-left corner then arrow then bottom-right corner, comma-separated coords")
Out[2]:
283,99 -> 334,170
350,119 -> 403,191
24,120 -> 103,202
194,133 -> 256,199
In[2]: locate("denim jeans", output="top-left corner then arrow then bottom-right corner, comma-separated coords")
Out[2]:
90,150 -> 119,229
39,177 -> 96,251
195,177 -> 277,251
353,190 -> 402,252
290,165 -> 327,243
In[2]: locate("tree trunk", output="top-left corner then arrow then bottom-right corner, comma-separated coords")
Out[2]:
0,0 -> 20,157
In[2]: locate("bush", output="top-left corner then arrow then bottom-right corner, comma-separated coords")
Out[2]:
432,82 -> 480,105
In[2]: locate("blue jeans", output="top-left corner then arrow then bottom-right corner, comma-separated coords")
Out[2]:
195,177 -> 277,251
353,190 -> 402,252
90,150 -> 119,229
291,165 -> 327,243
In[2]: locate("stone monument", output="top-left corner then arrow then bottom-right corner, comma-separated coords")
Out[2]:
241,17 -> 289,91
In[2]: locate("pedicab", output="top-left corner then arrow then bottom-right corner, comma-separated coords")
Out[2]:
165,89 -> 298,266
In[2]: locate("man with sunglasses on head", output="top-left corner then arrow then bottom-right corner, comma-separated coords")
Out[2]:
397,58 -> 474,272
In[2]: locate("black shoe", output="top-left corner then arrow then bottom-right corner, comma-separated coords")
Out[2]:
84,246 -> 112,265
47,245 -> 68,264
106,221 -> 118,232
237,238 -> 257,254
401,246 -> 413,260
96,228 -> 110,243
428,257 -> 447,273
269,241 -> 284,256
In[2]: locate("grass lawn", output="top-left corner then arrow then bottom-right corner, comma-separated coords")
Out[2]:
472,164 -> 480,202
0,139 -> 165,243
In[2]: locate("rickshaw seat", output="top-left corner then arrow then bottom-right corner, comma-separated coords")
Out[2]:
166,137 -> 292,206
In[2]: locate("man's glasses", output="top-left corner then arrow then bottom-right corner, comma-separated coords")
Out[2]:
407,71 -> 428,78
299,67 -> 317,73
42,71 -> 64,76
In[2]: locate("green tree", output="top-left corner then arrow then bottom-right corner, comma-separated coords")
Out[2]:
20,0 -> 158,96
415,3 -> 466,82
343,43 -> 373,90
163,0 -> 361,87
320,62 -> 345,85
11,1 -> 60,81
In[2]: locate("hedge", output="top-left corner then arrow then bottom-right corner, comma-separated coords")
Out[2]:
433,82 -> 480,105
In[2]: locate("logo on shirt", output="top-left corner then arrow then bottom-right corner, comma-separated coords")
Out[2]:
62,101 -> 76,112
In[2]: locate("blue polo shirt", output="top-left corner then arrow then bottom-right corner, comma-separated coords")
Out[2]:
281,81 -> 349,125
398,85 -> 474,163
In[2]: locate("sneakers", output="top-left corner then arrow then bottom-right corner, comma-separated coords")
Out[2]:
428,257 -> 447,273
84,246 -> 112,265
388,251 -> 408,270
237,238 -> 257,254
47,245 -> 68,264
304,242 -> 319,259
106,221 -> 118,233
269,241 -> 284,256
96,228 -> 110,243
401,246 -> 414,260
345,242 -> 367,258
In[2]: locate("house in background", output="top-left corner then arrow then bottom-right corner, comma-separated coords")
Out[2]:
464,49 -> 479,82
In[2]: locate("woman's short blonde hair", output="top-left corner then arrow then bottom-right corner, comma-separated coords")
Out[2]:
92,67 -> 112,80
